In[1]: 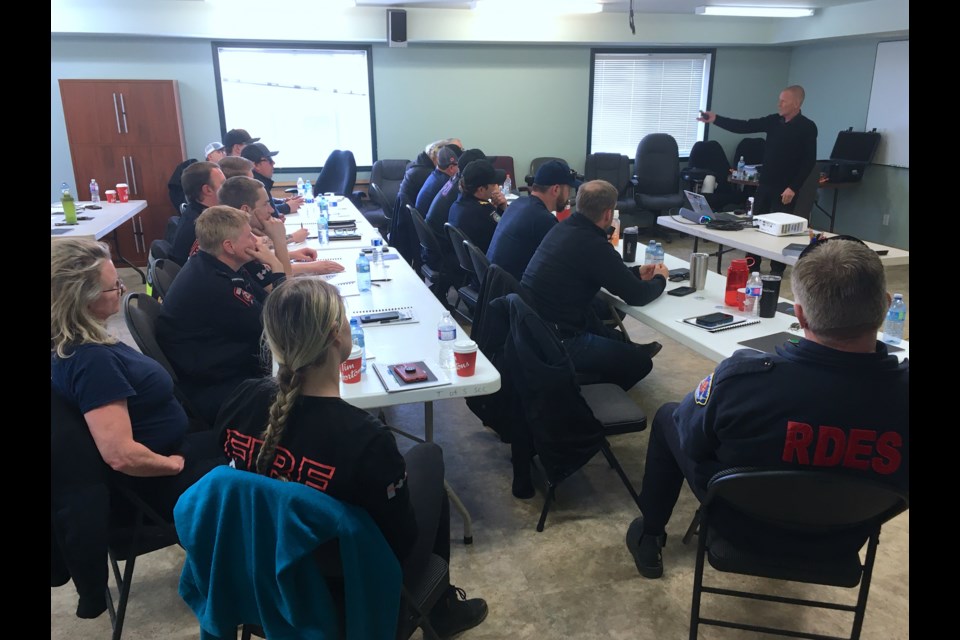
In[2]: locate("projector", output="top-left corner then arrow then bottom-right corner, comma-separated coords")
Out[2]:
753,212 -> 808,236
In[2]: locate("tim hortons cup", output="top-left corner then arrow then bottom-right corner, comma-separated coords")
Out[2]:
340,345 -> 363,384
116,183 -> 129,202
104,190 -> 117,203
453,339 -> 478,377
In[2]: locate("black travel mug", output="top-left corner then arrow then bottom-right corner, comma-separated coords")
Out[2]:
622,227 -> 638,262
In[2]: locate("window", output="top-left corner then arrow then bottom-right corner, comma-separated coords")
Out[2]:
588,49 -> 714,159
212,43 -> 377,172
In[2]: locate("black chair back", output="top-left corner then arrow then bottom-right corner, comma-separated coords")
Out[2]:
152,258 -> 181,300
734,136 -> 766,166
634,133 -> 682,197
367,182 -> 393,222
314,150 -> 357,197
370,158 -> 409,212
464,240 -> 490,288
443,223 -> 475,279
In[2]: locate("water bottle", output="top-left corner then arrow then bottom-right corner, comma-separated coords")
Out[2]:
654,241 -> 664,265
89,179 -> 100,203
349,317 -> 367,372
317,199 -> 329,245
644,240 -> 657,265
60,182 -> 77,225
304,179 -> 314,204
882,294 -> 906,345
502,174 -> 512,196
437,311 -> 457,370
356,252 -> 371,292
744,271 -> 762,317
609,211 -> 621,246
296,177 -> 305,198
371,234 -> 384,276
737,156 -> 746,180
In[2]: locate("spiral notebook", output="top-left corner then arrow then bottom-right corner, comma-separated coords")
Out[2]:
680,313 -> 761,333
346,305 -> 418,326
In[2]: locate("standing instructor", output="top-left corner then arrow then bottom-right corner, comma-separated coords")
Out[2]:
698,85 -> 817,275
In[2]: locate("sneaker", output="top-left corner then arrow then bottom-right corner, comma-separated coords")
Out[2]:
625,516 -> 666,579
638,341 -> 663,360
428,586 -> 488,638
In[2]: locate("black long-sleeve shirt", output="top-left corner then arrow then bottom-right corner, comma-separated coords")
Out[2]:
521,212 -> 666,334
713,111 -> 818,195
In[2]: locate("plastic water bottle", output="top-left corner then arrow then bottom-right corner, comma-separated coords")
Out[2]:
737,156 -> 746,180
644,240 -> 657,265
371,234 -> 384,276
356,252 -> 372,292
654,241 -> 664,265
60,182 -> 77,225
304,179 -> 314,204
502,174 -> 512,196
317,199 -> 329,245
437,311 -> 457,370
349,317 -> 366,372
882,293 -> 906,344
744,271 -> 763,317
89,179 -> 100,203
296,177 -> 305,198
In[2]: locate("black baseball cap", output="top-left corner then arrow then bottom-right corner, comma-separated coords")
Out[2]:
534,160 -> 582,188
462,159 -> 506,191
223,128 -> 260,149
240,143 -> 279,163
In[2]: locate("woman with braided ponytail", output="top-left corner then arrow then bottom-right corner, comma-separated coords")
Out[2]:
217,278 -> 487,638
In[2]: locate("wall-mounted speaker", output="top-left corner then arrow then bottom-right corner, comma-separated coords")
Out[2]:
387,9 -> 407,48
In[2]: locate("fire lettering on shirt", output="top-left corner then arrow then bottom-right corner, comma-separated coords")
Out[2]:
222,428 -> 337,489
782,421 -> 902,474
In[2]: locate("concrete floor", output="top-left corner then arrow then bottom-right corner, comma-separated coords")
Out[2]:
51,232 -> 909,639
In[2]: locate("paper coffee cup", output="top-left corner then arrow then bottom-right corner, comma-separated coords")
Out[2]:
453,339 -> 478,377
116,183 -> 129,202
340,345 -> 363,384
105,190 -> 117,203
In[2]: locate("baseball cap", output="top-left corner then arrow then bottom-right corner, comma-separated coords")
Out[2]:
204,141 -> 225,159
437,145 -> 462,170
223,128 -> 260,149
462,159 -> 506,191
533,160 -> 582,188
455,149 -> 487,176
240,142 -> 279,163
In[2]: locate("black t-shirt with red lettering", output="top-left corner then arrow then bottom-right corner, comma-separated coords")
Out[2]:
216,378 -> 417,561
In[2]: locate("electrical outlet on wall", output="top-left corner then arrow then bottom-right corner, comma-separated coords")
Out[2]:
882,214 -> 890,226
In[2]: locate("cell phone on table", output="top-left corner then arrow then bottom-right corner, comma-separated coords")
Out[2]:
695,312 -> 734,328
359,311 -> 401,324
391,363 -> 428,383
668,286 -> 696,297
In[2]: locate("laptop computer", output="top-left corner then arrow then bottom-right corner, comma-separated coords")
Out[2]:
681,190 -> 744,223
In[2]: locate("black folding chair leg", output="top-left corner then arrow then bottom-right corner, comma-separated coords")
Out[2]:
536,485 -> 556,532
600,442 -> 642,510
689,520 -> 709,640
682,510 -> 701,545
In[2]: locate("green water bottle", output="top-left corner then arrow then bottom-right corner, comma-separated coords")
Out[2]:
60,182 -> 77,225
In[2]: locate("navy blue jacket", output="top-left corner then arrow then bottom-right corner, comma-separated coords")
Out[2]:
486,195 -> 557,281
170,200 -> 206,266
522,212 -> 666,335
448,192 -> 499,254
415,169 -> 450,218
253,171 -> 290,218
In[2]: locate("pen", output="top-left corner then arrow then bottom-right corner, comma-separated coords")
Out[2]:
371,278 -> 391,282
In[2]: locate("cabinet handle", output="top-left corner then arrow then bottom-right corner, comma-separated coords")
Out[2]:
128,156 -> 139,194
119,93 -> 128,134
136,216 -> 145,254
112,93 -> 122,134
121,155 -> 130,186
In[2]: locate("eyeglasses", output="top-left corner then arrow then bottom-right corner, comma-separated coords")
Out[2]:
102,279 -> 126,295
796,234 -> 867,261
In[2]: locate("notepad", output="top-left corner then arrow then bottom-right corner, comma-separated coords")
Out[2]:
680,314 -> 761,333
347,305 -> 418,326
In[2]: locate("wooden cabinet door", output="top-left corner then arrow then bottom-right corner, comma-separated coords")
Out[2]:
69,145 -> 127,200
126,144 -> 184,257
117,81 -> 185,147
60,80 -> 121,145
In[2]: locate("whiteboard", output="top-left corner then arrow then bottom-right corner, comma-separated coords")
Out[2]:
866,40 -> 909,168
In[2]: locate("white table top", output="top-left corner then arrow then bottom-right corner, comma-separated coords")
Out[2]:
316,246 -> 501,409
51,200 -> 146,240
656,215 -> 909,267
283,197 -> 380,253
602,244 -> 909,364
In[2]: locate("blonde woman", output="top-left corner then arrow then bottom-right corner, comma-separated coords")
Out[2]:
217,278 -> 487,638
51,238 -> 223,518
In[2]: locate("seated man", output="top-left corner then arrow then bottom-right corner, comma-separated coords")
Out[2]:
487,159 -> 579,281
217,176 -> 344,277
169,161 -> 225,266
415,144 -> 461,217
447,159 -> 508,254
219,155 -> 256,180
167,141 -> 227,211
522,179 -> 668,390
157,206 -> 287,425
625,237 -> 909,579
423,148 -> 488,272
241,142 -> 304,218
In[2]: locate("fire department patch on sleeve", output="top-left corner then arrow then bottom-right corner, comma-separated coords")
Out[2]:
386,473 -> 407,500
694,373 -> 714,406
233,287 -> 254,306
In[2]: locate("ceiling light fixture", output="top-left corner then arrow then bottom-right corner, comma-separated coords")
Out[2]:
695,6 -> 815,18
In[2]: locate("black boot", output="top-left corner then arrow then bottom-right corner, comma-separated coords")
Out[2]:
428,586 -> 488,638
625,516 -> 666,579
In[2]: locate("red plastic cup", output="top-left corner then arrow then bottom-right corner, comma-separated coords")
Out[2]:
104,190 -> 117,203
340,345 -> 363,384
116,183 -> 129,202
453,339 -> 478,377
556,205 -> 572,222
736,288 -> 746,312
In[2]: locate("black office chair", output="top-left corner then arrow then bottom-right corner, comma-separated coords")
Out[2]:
122,292 -> 210,431
633,133 -> 686,242
367,182 -> 393,223
408,205 -> 455,307
463,239 -> 491,291
683,467 -> 908,640
151,258 -> 181,301
519,156 -> 566,193
584,152 -> 641,225
681,140 -> 743,211
443,222 -> 480,322
487,155 -> 516,192
370,158 -> 410,217
51,386 -> 180,640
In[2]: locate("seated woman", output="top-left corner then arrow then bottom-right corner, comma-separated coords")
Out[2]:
51,238 -> 225,520
216,278 -> 488,639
